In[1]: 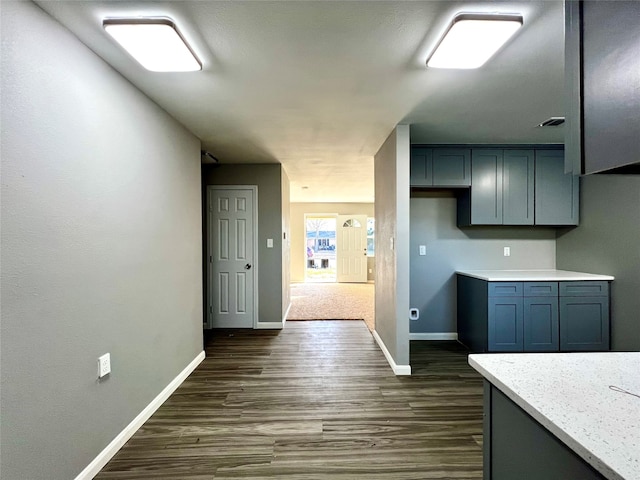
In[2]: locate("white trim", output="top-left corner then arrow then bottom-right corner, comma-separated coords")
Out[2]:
254,321 -> 285,330
74,351 -> 205,480
282,301 -> 291,326
372,330 -> 411,376
409,332 -> 459,341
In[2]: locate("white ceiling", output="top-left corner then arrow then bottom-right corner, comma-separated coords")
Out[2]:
36,1 -> 565,203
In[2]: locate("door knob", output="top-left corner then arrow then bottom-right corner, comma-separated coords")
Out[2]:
245,263 -> 252,270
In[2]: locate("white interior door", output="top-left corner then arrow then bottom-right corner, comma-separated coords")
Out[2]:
208,186 -> 257,328
336,214 -> 368,283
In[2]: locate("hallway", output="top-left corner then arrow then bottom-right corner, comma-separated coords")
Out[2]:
97,321 -> 483,478
287,282 -> 375,331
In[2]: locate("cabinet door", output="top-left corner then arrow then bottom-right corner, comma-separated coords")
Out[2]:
471,149 -> 503,224
410,148 -> 432,186
535,150 -> 579,225
564,1 -> 582,175
559,296 -> 610,351
488,297 -> 523,351
432,148 -> 471,186
503,150 -> 534,225
582,2 -> 640,173
524,297 -> 559,351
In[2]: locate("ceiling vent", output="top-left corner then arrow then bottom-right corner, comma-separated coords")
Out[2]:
537,117 -> 565,127
201,150 -> 219,163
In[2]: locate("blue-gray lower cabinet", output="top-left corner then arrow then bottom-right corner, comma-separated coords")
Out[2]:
560,296 -> 610,351
457,276 -> 610,352
524,297 -> 559,351
488,297 -> 523,351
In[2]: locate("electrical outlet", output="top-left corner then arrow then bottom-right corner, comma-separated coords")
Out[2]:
504,246 -> 511,257
98,353 -> 111,378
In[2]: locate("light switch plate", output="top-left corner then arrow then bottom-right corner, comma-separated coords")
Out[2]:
267,238 -> 273,248
419,245 -> 426,256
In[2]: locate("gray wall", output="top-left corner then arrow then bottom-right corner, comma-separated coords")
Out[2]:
556,176 -> 640,350
203,164 -> 286,324
289,202 -> 375,283
410,194 -> 557,334
374,125 -> 410,366
0,2 -> 203,479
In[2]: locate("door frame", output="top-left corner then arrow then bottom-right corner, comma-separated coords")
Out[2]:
206,185 -> 259,329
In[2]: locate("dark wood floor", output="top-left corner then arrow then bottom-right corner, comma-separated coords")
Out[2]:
97,321 -> 483,479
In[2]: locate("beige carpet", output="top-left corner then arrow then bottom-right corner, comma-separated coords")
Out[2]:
287,282 -> 375,332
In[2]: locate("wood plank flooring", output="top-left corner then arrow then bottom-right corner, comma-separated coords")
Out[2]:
97,321 -> 483,479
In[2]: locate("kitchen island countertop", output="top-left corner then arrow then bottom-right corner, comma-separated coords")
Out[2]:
469,352 -> 640,480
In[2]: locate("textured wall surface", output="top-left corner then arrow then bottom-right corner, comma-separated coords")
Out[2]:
0,2 -> 203,478
203,164 -> 285,324
556,176 -> 640,350
374,125 -> 410,366
410,195 -> 557,334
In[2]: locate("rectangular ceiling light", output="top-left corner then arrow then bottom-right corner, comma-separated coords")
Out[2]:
103,18 -> 201,72
427,13 -> 523,69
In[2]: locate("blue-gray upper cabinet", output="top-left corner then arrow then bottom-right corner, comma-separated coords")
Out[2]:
410,148 -> 471,187
433,149 -> 471,186
469,149 -> 503,225
410,148 -> 432,186
535,150 -> 579,226
458,149 -> 534,226
504,150 -> 535,225
564,1 -> 640,175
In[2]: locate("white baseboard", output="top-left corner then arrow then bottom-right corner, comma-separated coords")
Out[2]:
255,321 -> 285,329
409,332 -> 458,341
254,303 -> 289,330
75,350 -> 205,480
372,330 -> 411,376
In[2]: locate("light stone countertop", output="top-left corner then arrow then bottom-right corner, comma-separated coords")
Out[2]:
469,352 -> 640,480
456,269 -> 615,281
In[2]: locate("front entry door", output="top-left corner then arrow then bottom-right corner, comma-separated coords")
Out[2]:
336,214 -> 368,283
208,186 -> 257,328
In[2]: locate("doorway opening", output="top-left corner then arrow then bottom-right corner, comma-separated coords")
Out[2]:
305,215 -> 337,282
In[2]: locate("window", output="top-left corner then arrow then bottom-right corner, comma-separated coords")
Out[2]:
367,217 -> 375,256
342,218 -> 362,228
